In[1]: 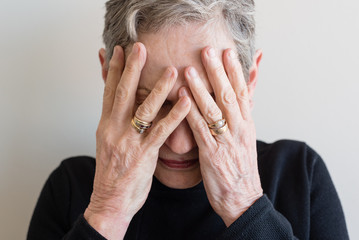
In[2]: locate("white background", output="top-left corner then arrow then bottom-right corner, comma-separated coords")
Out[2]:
1,0 -> 358,239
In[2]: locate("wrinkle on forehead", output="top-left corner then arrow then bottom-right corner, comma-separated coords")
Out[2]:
137,21 -> 236,100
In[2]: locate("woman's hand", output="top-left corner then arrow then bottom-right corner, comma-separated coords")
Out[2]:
182,47 -> 263,227
84,43 -> 190,239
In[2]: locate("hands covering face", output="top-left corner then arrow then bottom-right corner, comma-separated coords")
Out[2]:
85,43 -> 191,239
182,46 -> 263,227
84,42 -> 263,239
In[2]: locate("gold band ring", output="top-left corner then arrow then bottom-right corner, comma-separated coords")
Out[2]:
131,116 -> 152,134
208,119 -> 226,129
133,116 -> 152,129
208,118 -> 228,136
209,122 -> 228,136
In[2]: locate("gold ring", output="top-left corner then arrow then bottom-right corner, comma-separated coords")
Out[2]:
208,119 -> 226,129
208,118 -> 227,136
209,122 -> 228,136
133,116 -> 152,129
131,116 -> 152,134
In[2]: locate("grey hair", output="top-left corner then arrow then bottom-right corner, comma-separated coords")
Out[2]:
103,0 -> 255,80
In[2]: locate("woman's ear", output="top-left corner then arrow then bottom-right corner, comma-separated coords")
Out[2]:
99,48 -> 108,83
247,49 -> 263,109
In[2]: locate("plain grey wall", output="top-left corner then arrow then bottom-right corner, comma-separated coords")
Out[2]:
1,0 -> 358,239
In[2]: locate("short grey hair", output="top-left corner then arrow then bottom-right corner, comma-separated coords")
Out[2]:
103,0 -> 255,81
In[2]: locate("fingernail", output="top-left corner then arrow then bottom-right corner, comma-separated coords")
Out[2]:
165,67 -> 173,78
111,47 -> 119,61
188,67 -> 198,78
113,46 -> 118,57
229,49 -> 237,59
179,87 -> 189,97
132,43 -> 139,54
207,47 -> 216,58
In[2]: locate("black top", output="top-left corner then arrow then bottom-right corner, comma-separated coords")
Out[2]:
27,140 -> 349,239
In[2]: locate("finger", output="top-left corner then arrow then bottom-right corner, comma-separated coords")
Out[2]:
223,48 -> 251,120
146,96 -> 191,149
178,87 -> 217,149
102,46 -> 125,118
111,42 -> 147,122
135,67 -> 178,123
184,66 -> 223,125
201,46 -> 241,125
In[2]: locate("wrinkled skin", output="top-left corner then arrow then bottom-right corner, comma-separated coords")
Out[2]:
84,24 -> 263,239
182,46 -> 263,226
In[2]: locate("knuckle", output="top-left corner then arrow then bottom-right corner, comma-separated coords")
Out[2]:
115,85 -> 129,104
108,58 -> 120,72
96,127 -> 102,139
156,122 -> 169,135
237,89 -> 249,102
205,106 -> 222,120
151,86 -> 163,97
194,119 -> 214,148
124,61 -> 138,75
196,119 -> 209,133
197,87 -> 209,99
98,131 -> 115,154
136,102 -> 153,118
152,81 -> 169,96
103,85 -> 115,100
241,134 -> 253,148
102,128 -> 114,143
169,107 -> 182,122
213,64 -> 226,78
151,121 -> 169,141
222,89 -> 237,105
240,88 -> 249,98
149,87 -> 165,102
96,121 -> 107,139
103,135 -> 113,150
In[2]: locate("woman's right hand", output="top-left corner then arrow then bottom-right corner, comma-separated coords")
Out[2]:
84,43 -> 190,239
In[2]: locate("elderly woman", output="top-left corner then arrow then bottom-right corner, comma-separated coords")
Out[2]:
27,0 -> 349,239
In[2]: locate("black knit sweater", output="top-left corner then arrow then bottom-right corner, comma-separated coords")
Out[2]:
27,140 -> 349,239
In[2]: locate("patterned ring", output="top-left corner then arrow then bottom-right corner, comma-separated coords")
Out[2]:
133,116 -> 152,129
131,116 -> 152,134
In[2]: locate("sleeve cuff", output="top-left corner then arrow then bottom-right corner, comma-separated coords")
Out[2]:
218,194 -> 295,239
64,214 -> 107,240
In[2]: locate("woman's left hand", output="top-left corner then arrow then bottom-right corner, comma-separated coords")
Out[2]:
181,46 -> 263,227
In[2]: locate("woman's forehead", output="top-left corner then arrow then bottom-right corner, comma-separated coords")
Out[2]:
137,24 -> 236,90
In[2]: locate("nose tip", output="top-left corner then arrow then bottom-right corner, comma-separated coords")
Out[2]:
165,120 -> 196,155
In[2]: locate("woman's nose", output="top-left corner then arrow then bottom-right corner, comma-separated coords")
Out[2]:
165,119 -> 196,155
